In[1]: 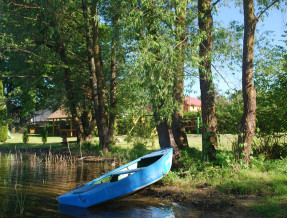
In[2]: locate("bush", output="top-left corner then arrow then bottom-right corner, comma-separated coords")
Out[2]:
253,134 -> 287,159
82,142 -> 101,153
0,80 -> 8,142
0,124 -> 8,142
41,127 -> 48,144
22,128 -> 29,143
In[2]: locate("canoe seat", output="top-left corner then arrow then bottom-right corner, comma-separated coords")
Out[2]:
141,150 -> 165,159
73,183 -> 101,194
112,168 -> 144,176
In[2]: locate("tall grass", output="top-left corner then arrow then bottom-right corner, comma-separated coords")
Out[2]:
15,187 -> 28,215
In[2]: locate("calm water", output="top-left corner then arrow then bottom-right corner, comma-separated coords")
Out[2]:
0,153 -> 198,217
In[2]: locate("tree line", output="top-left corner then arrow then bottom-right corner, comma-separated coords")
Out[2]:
0,0 -> 286,165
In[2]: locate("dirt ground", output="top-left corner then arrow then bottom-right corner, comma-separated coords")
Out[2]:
139,185 -> 261,217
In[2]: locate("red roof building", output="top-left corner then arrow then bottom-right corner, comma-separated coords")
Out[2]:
184,97 -> 201,112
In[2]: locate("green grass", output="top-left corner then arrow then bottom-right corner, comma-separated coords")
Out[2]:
1,133 -> 238,151
0,133 -> 68,150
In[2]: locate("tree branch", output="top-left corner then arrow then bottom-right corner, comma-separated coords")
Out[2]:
10,1 -> 40,9
257,0 -> 279,21
0,75 -> 54,79
211,63 -> 233,90
211,0 -> 221,10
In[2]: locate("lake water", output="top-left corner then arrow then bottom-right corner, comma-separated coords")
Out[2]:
0,152 -> 199,217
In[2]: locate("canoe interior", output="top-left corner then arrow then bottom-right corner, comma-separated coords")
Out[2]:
90,153 -> 163,185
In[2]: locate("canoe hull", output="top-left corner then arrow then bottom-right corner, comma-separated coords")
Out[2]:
57,147 -> 173,207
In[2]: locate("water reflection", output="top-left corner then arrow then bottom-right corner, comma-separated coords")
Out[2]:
0,153 -> 195,217
59,197 -> 175,218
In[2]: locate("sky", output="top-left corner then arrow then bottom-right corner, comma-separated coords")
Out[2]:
184,2 -> 287,98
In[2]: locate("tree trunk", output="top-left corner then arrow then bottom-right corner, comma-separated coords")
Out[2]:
198,0 -> 218,161
82,0 -> 100,146
108,9 -> 119,144
154,113 -> 181,167
172,0 -> 189,150
237,0 -> 257,164
91,4 -> 109,152
82,0 -> 109,152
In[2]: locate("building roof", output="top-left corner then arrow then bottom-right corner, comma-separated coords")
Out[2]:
47,109 -> 71,119
184,97 -> 201,107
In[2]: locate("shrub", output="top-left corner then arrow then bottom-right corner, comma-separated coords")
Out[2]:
22,128 -> 29,144
253,134 -> 287,159
82,142 -> 101,153
0,80 -> 8,142
0,124 -> 8,142
41,127 -> 48,144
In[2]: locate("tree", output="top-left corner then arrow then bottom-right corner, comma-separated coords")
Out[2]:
82,0 -> 111,152
198,0 -> 219,161
107,1 -> 121,145
172,0 -> 189,150
0,0 -> 97,144
122,0 -> 198,162
238,0 -> 280,164
0,80 -> 8,142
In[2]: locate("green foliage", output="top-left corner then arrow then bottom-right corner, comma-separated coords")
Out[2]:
216,92 -> 243,134
131,138 -> 149,157
81,142 -> 102,153
0,124 -> 8,142
0,80 -> 8,142
253,35 -> 287,134
122,1 -> 200,123
252,134 -> 287,159
256,70 -> 287,134
116,117 -> 133,135
116,116 -> 156,138
22,129 -> 29,144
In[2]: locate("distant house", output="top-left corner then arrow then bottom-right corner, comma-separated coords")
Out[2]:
184,97 -> 201,112
30,109 -> 54,123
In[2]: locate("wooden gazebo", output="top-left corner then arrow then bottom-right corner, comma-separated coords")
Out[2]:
47,109 -> 75,136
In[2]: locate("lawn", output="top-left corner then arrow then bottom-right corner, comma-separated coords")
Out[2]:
1,133 -> 239,151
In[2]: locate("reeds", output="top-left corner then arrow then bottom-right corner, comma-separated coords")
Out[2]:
1,149 -> 78,167
1,199 -> 9,218
15,186 -> 28,215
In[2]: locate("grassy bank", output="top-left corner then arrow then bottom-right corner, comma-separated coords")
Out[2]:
159,146 -> 287,218
1,133 -> 286,217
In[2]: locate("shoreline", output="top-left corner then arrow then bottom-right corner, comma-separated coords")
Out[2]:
139,185 -> 261,217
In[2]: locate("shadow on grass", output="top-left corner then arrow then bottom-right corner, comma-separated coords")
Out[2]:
251,197 -> 287,218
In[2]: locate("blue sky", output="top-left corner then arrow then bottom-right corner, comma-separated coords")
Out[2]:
184,3 -> 287,98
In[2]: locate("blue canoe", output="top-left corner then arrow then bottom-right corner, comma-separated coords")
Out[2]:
57,147 -> 173,208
